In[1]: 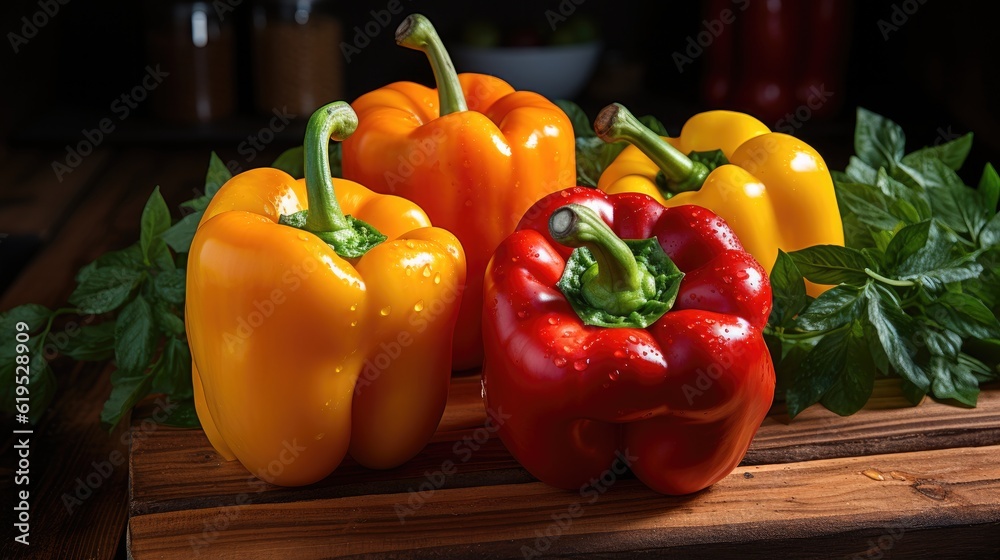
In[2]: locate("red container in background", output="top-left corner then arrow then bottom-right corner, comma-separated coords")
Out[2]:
701,0 -> 851,124
145,0 -> 237,123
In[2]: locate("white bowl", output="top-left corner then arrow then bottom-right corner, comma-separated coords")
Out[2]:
453,42 -> 602,100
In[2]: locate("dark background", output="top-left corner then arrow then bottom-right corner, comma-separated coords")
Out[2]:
0,2 -> 998,557
1,0 -> 998,162
0,0 -> 998,286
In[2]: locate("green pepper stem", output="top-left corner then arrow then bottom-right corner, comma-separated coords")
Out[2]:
550,204 -> 648,315
396,14 -> 467,116
865,268 -> 917,287
303,102 -> 357,233
594,103 -> 709,194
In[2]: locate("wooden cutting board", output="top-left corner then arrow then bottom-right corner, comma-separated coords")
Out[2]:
127,374 -> 1000,559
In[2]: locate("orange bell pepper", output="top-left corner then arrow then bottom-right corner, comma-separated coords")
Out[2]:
187,102 -> 465,485
341,14 -> 576,369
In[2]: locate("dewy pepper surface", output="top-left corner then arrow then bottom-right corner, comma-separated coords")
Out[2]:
341,14 -> 576,369
186,102 -> 465,486
482,188 -> 774,495
595,103 -> 844,296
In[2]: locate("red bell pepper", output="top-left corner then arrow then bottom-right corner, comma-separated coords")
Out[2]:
482,188 -> 775,495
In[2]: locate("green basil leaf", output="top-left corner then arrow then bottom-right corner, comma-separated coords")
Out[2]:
819,321 -> 876,416
978,162 -> 999,213
789,245 -> 871,285
900,252 -> 983,292
271,146 -> 305,179
114,295 -> 158,374
885,221 -> 930,272
888,198 -> 923,225
854,108 -> 906,170
772,342 -> 810,397
204,152 -> 233,199
0,304 -> 53,334
154,304 -> 185,337
863,318 -> 890,374
153,269 -> 186,306
922,328 -> 962,359
794,284 -> 865,331
953,187 -> 990,240
786,328 -> 848,418
151,337 -> 193,398
159,398 -> 200,428
76,244 -> 144,284
928,356 -> 978,406
834,181 -> 900,231
69,267 -> 143,314
149,240 -> 175,272
843,156 -> 878,185
960,353 -> 997,382
179,196 -> 209,213
900,378 -> 927,405
926,292 -> 1000,339
875,167 -> 921,200
61,321 -> 116,361
979,212 -> 1000,247
161,212 -> 201,254
872,229 -> 895,253
768,250 -> 808,328
554,100 -> 594,138
101,373 -> 153,428
900,132 -> 973,171
865,283 -> 929,388
576,137 -> 628,188
140,187 -> 172,265
897,158 -> 971,232
639,115 -> 669,137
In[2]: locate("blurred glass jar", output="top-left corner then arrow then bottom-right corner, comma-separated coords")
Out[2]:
252,0 -> 343,118
145,0 -> 236,123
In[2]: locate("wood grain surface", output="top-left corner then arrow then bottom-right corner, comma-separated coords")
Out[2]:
128,445 -> 1000,559
127,367 -> 1000,558
0,149 -> 218,560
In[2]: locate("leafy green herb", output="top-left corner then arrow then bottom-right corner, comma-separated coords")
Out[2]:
766,108 -> 1000,417
555,100 -> 670,187
1,147 -> 290,428
162,153 -> 233,254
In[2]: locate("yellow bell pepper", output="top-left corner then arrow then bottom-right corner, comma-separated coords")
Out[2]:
595,104 -> 844,296
186,102 -> 465,486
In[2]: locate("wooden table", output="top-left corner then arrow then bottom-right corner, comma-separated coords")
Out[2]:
1,148 -> 999,559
